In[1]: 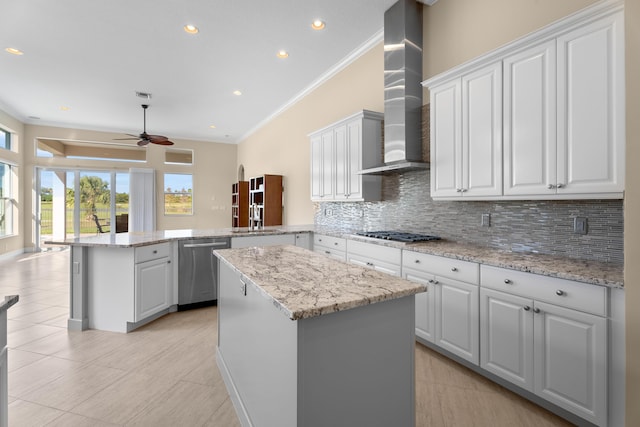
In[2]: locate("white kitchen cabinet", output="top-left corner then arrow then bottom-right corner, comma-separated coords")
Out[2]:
425,4 -> 624,200
430,62 -> 502,199
309,110 -> 383,202
480,266 -> 608,426
230,233 -> 295,248
346,240 -> 402,277
402,250 -> 480,364
294,232 -> 312,250
505,10 -> 624,198
313,234 -> 346,261
134,256 -> 172,322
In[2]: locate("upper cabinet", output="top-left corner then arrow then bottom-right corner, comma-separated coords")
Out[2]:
424,2 -> 624,200
309,110 -> 383,202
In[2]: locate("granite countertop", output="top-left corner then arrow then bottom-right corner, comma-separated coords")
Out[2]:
342,233 -> 624,289
214,245 -> 426,321
44,225 -> 315,248
1,295 -> 19,313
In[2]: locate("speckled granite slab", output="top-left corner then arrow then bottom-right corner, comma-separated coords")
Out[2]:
214,245 -> 425,321
1,295 -> 19,313
344,234 -> 623,288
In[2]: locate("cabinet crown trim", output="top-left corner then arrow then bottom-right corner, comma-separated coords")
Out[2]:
421,0 -> 623,88
307,110 -> 383,137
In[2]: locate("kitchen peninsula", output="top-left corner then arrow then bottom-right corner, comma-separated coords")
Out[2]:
214,245 -> 424,427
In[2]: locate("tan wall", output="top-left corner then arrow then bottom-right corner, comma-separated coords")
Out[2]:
0,109 -> 25,255
237,44 -> 385,225
13,124 -> 237,251
624,0 -> 640,424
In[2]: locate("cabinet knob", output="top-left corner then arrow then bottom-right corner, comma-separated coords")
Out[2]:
456,188 -> 462,193
319,239 -> 322,242
461,188 -> 468,193
167,260 -> 171,264
556,290 -> 565,296
533,307 -> 541,314
366,262 -> 374,267
414,259 -> 421,264
504,279 -> 512,284
556,183 -> 564,189
451,267 -> 458,272
153,250 -> 158,254
334,242 -> 338,246
428,279 -> 439,285
548,184 -> 556,190
324,251 -> 331,255
523,305 -> 531,311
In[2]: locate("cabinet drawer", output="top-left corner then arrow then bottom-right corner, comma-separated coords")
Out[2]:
314,234 -> 346,252
348,253 -> 401,277
346,240 -> 401,265
313,246 -> 346,262
135,243 -> 171,264
481,265 -> 607,316
402,251 -> 479,284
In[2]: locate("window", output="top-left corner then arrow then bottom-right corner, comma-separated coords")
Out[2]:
0,162 -> 14,236
0,128 -> 10,151
164,148 -> 193,165
164,173 -> 193,215
37,139 -> 146,162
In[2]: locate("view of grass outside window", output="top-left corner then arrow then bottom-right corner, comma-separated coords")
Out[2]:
0,128 -> 10,150
39,170 -> 129,237
0,162 -> 13,237
164,173 -> 193,215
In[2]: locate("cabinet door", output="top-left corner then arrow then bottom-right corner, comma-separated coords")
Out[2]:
434,276 -> 479,364
320,130 -> 334,199
430,79 -> 462,198
135,257 -> 171,321
503,40 -> 557,196
480,288 -> 534,391
333,125 -> 348,200
403,268 -> 436,343
346,120 -> 363,200
462,62 -> 503,197
556,10 -> 624,195
294,233 -> 312,250
310,134 -> 323,200
533,301 -> 607,426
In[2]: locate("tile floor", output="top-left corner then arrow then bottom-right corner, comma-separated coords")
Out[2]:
1,248 -> 574,426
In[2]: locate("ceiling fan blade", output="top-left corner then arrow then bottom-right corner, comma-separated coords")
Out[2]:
137,139 -> 150,147
152,139 -> 175,146
147,134 -> 174,145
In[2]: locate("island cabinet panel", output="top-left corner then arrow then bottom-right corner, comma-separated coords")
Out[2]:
0,309 -> 7,427
216,259 -> 416,427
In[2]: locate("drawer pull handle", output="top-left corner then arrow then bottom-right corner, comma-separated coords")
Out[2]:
366,262 -> 374,267
334,242 -> 339,246
504,279 -> 512,284
428,279 -> 439,285
153,250 -> 158,254
414,259 -> 420,264
240,280 -> 247,296
533,307 -> 541,314
451,267 -> 458,272
556,290 -> 565,296
324,251 -> 331,255
523,306 -> 531,311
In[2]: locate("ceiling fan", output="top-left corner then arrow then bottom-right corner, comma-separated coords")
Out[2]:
115,104 -> 174,146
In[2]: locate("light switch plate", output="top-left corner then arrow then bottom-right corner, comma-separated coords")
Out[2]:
574,217 -> 588,234
481,213 -> 491,227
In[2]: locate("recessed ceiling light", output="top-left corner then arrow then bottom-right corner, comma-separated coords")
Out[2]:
209,125 -> 216,129
277,50 -> 289,59
311,19 -> 325,30
233,90 -> 242,96
184,24 -> 199,34
5,47 -> 24,55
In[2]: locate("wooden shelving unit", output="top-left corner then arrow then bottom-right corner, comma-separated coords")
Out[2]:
231,181 -> 249,227
249,175 -> 283,227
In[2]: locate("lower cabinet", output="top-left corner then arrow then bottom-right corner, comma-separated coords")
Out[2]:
346,240 -> 402,277
480,266 -> 608,426
313,234 -> 347,261
1,309 -> 7,427
134,256 -> 172,322
294,232 -> 312,250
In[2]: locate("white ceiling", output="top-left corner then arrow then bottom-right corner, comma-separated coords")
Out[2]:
0,0 -> 399,143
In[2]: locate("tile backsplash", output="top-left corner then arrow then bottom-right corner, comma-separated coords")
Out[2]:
314,170 -> 624,264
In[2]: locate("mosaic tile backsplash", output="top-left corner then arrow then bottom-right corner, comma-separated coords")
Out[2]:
314,170 -> 624,264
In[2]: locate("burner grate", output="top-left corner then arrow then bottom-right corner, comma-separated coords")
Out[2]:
355,231 -> 441,243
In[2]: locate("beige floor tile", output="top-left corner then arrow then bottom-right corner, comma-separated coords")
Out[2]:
6,318 -> 35,334
44,412 -> 121,427
8,399 -> 66,426
91,332 -> 176,372
7,323 -> 65,348
9,355 -> 85,398
69,372 -> 180,425
7,301 -> 51,318
205,397 -> 242,427
20,363 -> 126,411
11,305 -> 69,323
42,313 -> 72,328
126,380 -> 228,426
8,348 -> 47,372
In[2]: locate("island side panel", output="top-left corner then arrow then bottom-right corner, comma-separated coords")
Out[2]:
217,261 -> 298,427
297,296 -> 416,427
69,246 -> 89,331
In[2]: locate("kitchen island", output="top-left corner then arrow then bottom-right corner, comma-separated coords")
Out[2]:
214,245 -> 425,427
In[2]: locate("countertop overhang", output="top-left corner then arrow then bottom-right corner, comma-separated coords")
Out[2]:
214,245 -> 426,321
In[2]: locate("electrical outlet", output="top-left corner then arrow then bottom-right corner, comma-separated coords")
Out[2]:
574,217 -> 588,234
481,213 -> 491,227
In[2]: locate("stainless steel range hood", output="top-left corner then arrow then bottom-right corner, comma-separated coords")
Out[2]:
360,0 -> 427,175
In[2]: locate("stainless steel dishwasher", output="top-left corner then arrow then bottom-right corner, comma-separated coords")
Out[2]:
178,237 -> 230,310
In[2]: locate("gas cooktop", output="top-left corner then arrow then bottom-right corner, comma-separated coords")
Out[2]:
355,231 -> 441,243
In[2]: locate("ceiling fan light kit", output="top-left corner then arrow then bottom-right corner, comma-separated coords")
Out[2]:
114,104 -> 174,146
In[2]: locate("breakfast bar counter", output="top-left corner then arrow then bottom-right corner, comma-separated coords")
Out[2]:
214,245 -> 425,427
